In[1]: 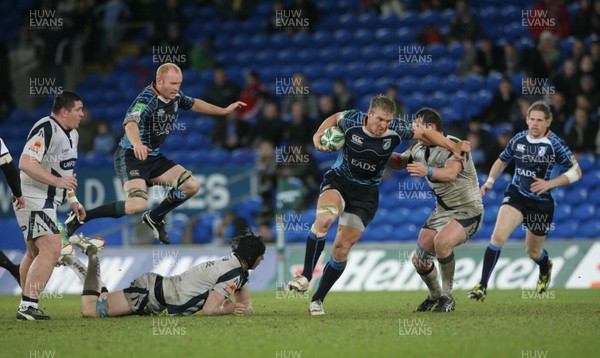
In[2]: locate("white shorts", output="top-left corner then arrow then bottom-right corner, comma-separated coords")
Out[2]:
13,197 -> 59,241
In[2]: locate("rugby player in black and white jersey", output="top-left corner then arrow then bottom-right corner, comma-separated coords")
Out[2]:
68,232 -> 265,318
15,91 -> 86,320
0,137 -> 25,284
66,63 -> 246,244
388,108 -> 483,313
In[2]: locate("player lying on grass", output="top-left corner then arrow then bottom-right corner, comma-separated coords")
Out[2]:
69,232 -> 265,318
387,108 -> 483,313
468,101 -> 582,301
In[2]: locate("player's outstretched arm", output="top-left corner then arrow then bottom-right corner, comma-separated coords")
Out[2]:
414,128 -> 470,160
202,290 -> 236,316
480,159 -> 507,196
191,99 -> 246,116
124,122 -> 152,161
407,160 -> 462,182
530,163 -> 582,196
313,112 -> 342,151
387,152 -> 409,170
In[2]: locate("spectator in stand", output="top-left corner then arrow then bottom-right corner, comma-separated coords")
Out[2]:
578,75 -> 600,110
159,0 -> 186,31
579,55 -> 599,84
267,0 -> 286,34
278,146 -> 321,211
569,38 -> 587,66
417,23 -> 445,45
77,108 -> 97,154
204,65 -> 241,145
238,70 -> 268,120
537,31 -> 562,75
592,1 -> 600,36
213,112 -> 251,151
285,102 -> 314,147
475,37 -> 505,76
93,0 -> 130,63
385,84 -> 406,116
528,0 -> 571,41
501,42 -> 522,77
282,73 -> 318,120
333,79 -> 354,111
459,39 -> 478,77
448,0 -> 479,43
550,91 -> 570,136
483,78 -> 518,125
573,0 -> 595,38
255,141 -> 277,243
318,95 -> 337,120
550,58 -> 580,105
252,100 -> 286,147
189,36 -> 215,72
286,0 -> 318,32
93,120 -> 118,155
591,40 -> 600,72
465,119 -> 500,173
565,107 -> 598,154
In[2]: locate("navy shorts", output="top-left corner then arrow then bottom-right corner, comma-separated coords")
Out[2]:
114,147 -> 177,185
320,170 -> 379,227
502,185 -> 555,236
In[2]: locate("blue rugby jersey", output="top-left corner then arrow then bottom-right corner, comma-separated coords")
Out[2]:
119,82 -> 194,155
329,109 -> 413,186
499,130 -> 576,201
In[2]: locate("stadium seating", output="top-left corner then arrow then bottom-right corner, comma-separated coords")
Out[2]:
1,0 -> 598,246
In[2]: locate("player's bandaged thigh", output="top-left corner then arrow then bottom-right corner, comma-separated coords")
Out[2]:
127,187 -> 148,200
339,212 -> 365,232
172,169 -> 192,189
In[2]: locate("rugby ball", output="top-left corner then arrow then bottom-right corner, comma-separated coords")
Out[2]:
320,126 -> 345,151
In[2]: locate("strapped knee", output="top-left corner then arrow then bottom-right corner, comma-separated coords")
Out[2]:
96,299 -> 109,318
127,188 -> 148,200
172,169 -> 192,190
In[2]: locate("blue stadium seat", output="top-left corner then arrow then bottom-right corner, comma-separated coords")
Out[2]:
571,204 -> 594,221
576,155 -> 595,172
319,46 -> 340,63
291,32 -> 312,47
554,204 -> 571,223
355,28 -> 375,44
353,78 -> 375,98
579,220 -> 600,239
420,76 -> 438,93
463,74 -> 485,93
563,188 -> 588,205
312,30 -> 332,46
340,45 -> 360,60
447,42 -> 465,59
333,29 -> 354,45
552,221 -> 578,239
396,27 -> 417,43
398,12 -> 419,28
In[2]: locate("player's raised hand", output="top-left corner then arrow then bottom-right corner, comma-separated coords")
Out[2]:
133,142 -> 152,161
480,182 -> 493,196
56,175 -> 78,190
12,195 -> 25,210
223,101 -> 247,115
530,177 -> 551,195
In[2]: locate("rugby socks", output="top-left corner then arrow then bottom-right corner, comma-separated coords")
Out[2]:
83,247 -> 101,294
534,249 -> 550,275
312,257 -> 346,303
63,256 -> 108,293
0,250 -> 20,283
19,295 -> 38,310
84,201 -> 126,222
417,262 -> 441,300
438,251 -> 455,297
149,189 -> 187,222
301,230 -> 326,281
479,243 -> 502,288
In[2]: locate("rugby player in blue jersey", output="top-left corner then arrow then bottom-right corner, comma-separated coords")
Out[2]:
468,101 -> 582,301
66,63 -> 246,244
287,95 -> 471,315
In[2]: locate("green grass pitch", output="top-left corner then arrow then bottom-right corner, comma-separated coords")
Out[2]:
1,289 -> 598,357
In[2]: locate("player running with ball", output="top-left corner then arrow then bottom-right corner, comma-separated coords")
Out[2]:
388,108 -> 483,312
468,101 -> 582,301
287,96 -> 471,315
